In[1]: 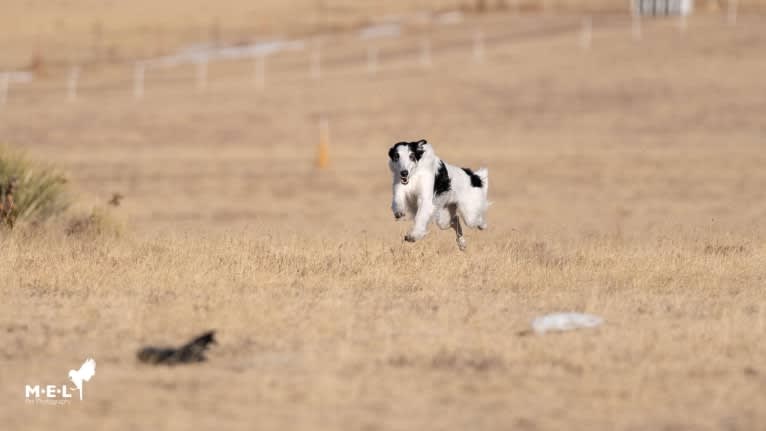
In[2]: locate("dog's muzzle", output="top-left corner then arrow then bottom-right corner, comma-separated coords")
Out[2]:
400,170 -> 409,185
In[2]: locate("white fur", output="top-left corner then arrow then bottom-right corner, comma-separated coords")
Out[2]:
388,140 -> 489,250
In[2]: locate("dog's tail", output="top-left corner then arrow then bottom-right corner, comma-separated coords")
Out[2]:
475,167 -> 491,212
475,167 -> 489,197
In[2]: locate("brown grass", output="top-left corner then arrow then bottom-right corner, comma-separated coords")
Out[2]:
1,9 -> 765,431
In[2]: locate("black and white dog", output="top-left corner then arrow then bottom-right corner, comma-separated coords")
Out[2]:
388,139 -> 489,250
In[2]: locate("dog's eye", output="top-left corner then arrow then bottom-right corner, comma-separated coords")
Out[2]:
391,154 -> 399,161
409,153 -> 416,162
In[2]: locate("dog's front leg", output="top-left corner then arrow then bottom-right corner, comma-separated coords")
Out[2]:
405,195 -> 434,242
391,182 -> 407,220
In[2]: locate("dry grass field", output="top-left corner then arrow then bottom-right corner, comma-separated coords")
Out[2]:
1,3 -> 765,431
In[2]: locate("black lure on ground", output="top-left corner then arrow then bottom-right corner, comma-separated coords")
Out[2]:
137,331 -> 217,365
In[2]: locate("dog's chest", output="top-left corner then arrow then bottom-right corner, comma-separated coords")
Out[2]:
402,172 -> 440,199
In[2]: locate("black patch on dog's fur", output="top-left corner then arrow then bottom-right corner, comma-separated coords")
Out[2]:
434,162 -> 451,196
388,146 -> 400,161
389,140 -> 426,161
462,168 -> 484,188
408,140 -> 426,161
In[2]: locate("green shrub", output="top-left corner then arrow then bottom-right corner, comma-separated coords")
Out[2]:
0,146 -> 70,227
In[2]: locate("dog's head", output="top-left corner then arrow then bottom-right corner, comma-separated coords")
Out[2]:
388,140 -> 428,185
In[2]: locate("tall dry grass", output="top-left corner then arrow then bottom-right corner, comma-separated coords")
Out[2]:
1,226 -> 764,430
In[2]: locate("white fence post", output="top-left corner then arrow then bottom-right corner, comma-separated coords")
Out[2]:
630,0 -> 642,41
580,17 -> 592,50
367,45 -> 378,75
0,72 -> 8,107
133,62 -> 145,100
420,38 -> 432,68
67,66 -> 80,103
311,40 -> 321,81
473,30 -> 485,63
728,0 -> 738,25
254,54 -> 265,91
196,57 -> 208,92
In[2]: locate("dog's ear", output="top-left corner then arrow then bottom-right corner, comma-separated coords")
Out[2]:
408,141 -> 426,161
388,145 -> 399,161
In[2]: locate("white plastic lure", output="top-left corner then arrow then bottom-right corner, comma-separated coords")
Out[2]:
532,312 -> 604,334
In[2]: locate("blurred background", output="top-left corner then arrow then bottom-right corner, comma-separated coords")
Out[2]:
0,1 -> 759,67
0,0 -> 764,238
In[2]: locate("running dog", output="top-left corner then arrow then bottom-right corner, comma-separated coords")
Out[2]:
388,139 -> 489,250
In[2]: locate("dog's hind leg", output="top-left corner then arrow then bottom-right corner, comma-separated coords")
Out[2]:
436,207 -> 452,230
459,202 -> 487,230
448,204 -> 467,251
476,208 -> 488,230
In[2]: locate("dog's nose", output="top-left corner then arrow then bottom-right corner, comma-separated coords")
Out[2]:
400,170 -> 409,177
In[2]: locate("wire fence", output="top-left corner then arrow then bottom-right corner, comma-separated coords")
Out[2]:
0,8 -> 741,109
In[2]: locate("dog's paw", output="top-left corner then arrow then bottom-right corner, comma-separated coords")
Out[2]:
457,236 -> 467,251
393,211 -> 405,220
404,230 -> 426,242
